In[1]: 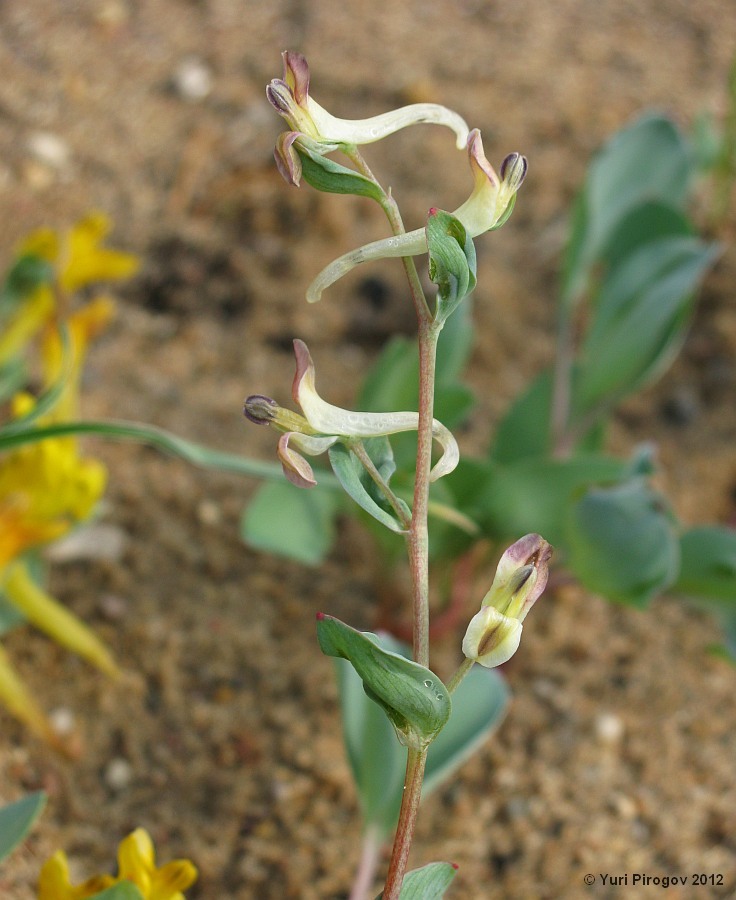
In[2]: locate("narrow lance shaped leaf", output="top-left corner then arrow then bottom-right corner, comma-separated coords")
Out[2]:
426,208 -> 477,325
317,614 -> 451,750
295,140 -> 384,201
328,438 -> 409,534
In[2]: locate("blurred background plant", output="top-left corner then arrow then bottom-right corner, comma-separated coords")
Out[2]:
0,214 -> 136,751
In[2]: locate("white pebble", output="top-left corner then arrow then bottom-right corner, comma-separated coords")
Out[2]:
27,132 -> 71,169
595,712 -> 624,744
49,707 -> 75,736
105,757 -> 133,791
173,58 -> 213,100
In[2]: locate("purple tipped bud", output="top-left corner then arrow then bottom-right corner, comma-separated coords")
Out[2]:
244,395 -> 278,425
500,153 -> 528,191
266,80 -> 292,115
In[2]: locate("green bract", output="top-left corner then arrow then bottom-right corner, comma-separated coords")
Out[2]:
317,615 -> 451,750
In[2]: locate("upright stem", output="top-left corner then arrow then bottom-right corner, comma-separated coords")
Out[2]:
382,748 -> 427,899
347,147 -> 439,898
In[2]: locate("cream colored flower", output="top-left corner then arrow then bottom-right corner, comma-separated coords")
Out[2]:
306,129 -> 527,302
244,339 -> 459,487
267,51 -> 469,185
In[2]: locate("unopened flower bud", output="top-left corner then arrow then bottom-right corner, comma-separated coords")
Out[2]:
244,395 -> 278,424
462,534 -> 552,668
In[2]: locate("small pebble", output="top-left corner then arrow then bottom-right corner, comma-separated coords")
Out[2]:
595,712 -> 624,744
104,757 -> 134,791
49,707 -> 75,736
173,57 -> 213,101
27,132 -> 71,170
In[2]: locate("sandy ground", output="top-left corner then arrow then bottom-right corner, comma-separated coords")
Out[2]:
1,2 -> 736,898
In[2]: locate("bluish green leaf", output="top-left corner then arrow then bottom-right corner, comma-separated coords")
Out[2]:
490,370 -> 553,464
334,633 -> 408,836
376,862 -> 458,899
88,883 -> 145,900
562,113 -> 692,305
565,480 -> 680,607
424,665 -> 509,795
241,480 -> 340,565
577,236 -> 719,411
0,792 -> 46,863
673,526 -> 736,605
335,635 -> 509,837
317,615 -> 451,750
328,440 -> 408,533
296,145 -> 383,201
478,456 -> 627,547
426,209 -> 477,325
0,594 -> 26,636
600,200 -> 694,270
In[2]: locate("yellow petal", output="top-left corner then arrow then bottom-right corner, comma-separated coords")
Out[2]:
17,227 -> 59,263
59,213 -> 139,294
117,828 -> 156,889
0,643 -> 59,747
0,286 -> 54,364
2,561 -> 120,678
151,860 -> 199,900
37,850 -> 115,900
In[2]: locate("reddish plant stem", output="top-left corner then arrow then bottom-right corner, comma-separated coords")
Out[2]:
347,146 -> 438,898
381,748 -> 427,899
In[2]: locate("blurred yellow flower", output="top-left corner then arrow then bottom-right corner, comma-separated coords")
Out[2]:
0,214 -> 133,745
18,211 -> 139,295
37,830 -> 198,900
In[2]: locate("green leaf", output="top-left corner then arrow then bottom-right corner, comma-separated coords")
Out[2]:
0,254 -> 53,320
600,200 -> 694,270
424,665 -> 509,795
328,440 -> 408,533
317,615 -> 451,750
562,113 -> 692,305
0,792 -> 46,863
0,594 -> 26,636
490,369 -> 554,464
478,455 -> 627,547
296,145 -> 383,201
334,633 -> 408,836
335,635 -> 509,837
376,862 -> 458,899
426,209 -> 477,325
577,236 -> 719,412
565,480 -> 680,607
241,480 -> 340,565
88,883 -> 145,900
673,526 -> 736,605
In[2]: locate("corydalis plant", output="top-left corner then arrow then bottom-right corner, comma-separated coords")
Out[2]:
245,52 -> 547,900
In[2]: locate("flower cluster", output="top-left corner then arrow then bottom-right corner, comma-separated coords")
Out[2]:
0,214 -> 137,746
38,828 -> 197,900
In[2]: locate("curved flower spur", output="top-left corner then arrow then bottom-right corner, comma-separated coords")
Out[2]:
244,339 -> 459,489
267,51 -> 470,186
306,129 -> 528,303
